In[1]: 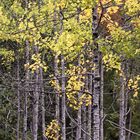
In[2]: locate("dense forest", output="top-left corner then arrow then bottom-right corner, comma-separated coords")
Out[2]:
0,0 -> 140,140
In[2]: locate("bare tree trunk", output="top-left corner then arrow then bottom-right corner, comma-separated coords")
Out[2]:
39,67 -> 45,140
23,40 -> 29,140
76,107 -> 82,140
23,0 -> 29,138
93,50 -> 100,140
92,6 -> 101,140
54,54 -> 60,139
119,63 -> 126,140
53,4 -> 60,135
100,54 -> 104,140
125,62 -> 129,140
76,58 -> 82,140
83,76 -> 88,140
61,55 -> 66,140
16,51 -> 20,140
87,74 -> 92,140
82,106 -> 86,140
37,2 -> 45,139
32,46 -> 39,140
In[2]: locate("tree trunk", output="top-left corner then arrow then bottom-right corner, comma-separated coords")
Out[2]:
76,107 -> 82,140
16,51 -> 20,140
40,67 -> 46,140
76,58 -> 82,140
32,46 -> 39,140
82,106 -> 87,140
54,54 -> 60,139
100,54 -> 104,140
23,40 -> 29,140
61,54 -> 66,140
87,74 -> 92,140
119,63 -> 126,140
92,6 -> 101,140
53,1 -> 60,130
93,50 -> 100,140
125,63 -> 129,140
83,76 -> 88,140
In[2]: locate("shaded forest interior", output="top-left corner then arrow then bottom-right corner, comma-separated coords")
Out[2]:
0,0 -> 140,140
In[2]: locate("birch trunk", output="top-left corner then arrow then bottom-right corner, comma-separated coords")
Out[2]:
93,50 -> 100,140
92,6 -> 101,140
100,54 -> 104,140
53,1 -> 60,127
61,55 -> 66,140
76,107 -> 82,140
125,64 -> 129,140
82,106 -> 87,140
76,58 -> 82,140
23,0 -> 29,138
23,40 -> 29,140
83,76 -> 88,140
54,54 -> 60,139
32,46 -> 39,140
16,51 -> 20,140
59,8 -> 66,140
40,67 -> 45,140
37,2 -> 45,139
119,63 -> 126,140
87,74 -> 92,140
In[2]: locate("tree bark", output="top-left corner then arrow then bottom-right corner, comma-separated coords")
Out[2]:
82,106 -> 87,140
61,54 -> 66,140
23,40 -> 29,140
54,54 -> 60,139
125,62 -> 129,140
76,107 -> 82,140
32,46 -> 39,140
83,76 -> 88,140
119,63 -> 126,140
93,50 -> 100,140
100,54 -> 104,140
76,58 -> 82,140
92,6 -> 101,140
53,1 -> 60,129
87,74 -> 92,140
39,67 -> 46,140
16,50 -> 20,140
